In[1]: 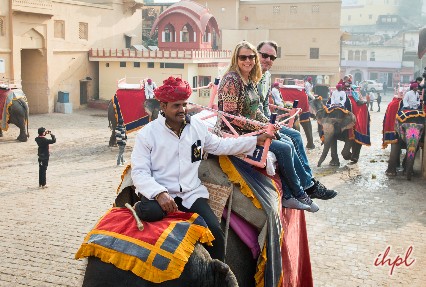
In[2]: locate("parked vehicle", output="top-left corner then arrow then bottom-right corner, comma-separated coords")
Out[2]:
359,80 -> 383,92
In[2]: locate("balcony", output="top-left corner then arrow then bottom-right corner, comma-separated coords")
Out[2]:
12,0 -> 53,16
89,48 -> 232,63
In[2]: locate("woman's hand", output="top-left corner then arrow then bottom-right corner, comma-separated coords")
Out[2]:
256,132 -> 275,146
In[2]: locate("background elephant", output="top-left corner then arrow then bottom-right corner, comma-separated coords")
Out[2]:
108,98 -> 160,146
309,98 -> 356,167
386,116 -> 425,180
0,89 -> 29,142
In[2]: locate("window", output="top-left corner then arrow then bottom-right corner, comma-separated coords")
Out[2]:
79,22 -> 88,40
181,26 -> 189,42
193,76 -> 197,89
203,26 -> 210,42
273,6 -> 280,15
54,20 -> 65,39
370,73 -> 378,80
147,62 -> 154,68
290,6 -> 297,14
160,63 -> 184,69
348,50 -> 354,61
310,48 -> 319,59
361,50 -> 367,61
133,62 -> 140,68
120,62 -> 126,67
125,35 -> 132,48
0,16 -> 5,36
106,63 -> 110,67
199,76 -> 211,87
163,24 -> 175,42
370,51 -> 375,61
312,5 -> 319,13
355,50 -> 360,61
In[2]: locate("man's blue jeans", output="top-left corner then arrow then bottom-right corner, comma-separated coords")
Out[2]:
279,126 -> 313,182
269,139 -> 306,200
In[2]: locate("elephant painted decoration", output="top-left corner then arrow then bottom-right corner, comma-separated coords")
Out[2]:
386,114 -> 425,180
108,91 -> 160,146
279,86 -> 315,149
0,88 -> 29,142
309,97 -> 357,167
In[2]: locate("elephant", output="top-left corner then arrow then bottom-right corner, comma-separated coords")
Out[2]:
0,89 -> 29,142
309,97 -> 357,167
82,158 -> 260,287
108,98 -> 160,146
386,116 -> 425,180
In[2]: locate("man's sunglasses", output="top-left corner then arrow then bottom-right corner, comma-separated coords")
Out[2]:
258,52 -> 277,61
237,54 -> 256,61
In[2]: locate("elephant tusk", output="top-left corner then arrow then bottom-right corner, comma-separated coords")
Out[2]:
125,203 -> 144,231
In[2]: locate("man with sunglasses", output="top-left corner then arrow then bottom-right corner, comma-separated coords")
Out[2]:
256,40 -> 337,201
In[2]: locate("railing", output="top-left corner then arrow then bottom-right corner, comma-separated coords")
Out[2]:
12,0 -> 53,14
89,48 -> 233,60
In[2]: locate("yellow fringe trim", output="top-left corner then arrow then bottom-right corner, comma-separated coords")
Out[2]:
218,155 -> 262,209
75,210 -> 214,283
116,164 -> 132,194
396,112 -> 425,123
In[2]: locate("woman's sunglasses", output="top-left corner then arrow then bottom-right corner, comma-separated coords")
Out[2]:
237,54 -> 256,61
258,52 -> 277,61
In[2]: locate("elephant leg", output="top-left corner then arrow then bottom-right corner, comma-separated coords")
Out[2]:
350,142 -> 362,163
0,128 -> 3,137
109,131 -> 117,147
341,140 -> 352,160
386,143 -> 400,176
329,138 -> 340,166
17,121 -> 28,142
300,120 -> 315,149
318,138 -> 332,167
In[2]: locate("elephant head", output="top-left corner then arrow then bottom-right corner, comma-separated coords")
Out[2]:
143,98 -> 160,121
396,117 -> 425,179
308,96 -> 324,116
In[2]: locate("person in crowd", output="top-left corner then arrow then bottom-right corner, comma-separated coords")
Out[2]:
342,75 -> 365,105
144,78 -> 157,99
376,92 -> 382,112
271,82 -> 284,107
35,127 -> 56,189
368,90 -> 375,111
416,76 -> 425,102
304,76 -> 314,100
256,40 -> 337,202
115,118 -> 127,166
330,83 -> 347,107
131,76 -> 274,262
217,40 -> 320,212
402,82 -> 420,110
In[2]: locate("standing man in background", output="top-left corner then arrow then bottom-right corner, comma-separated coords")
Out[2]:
144,79 -> 157,99
115,118 -> 127,166
35,127 -> 56,188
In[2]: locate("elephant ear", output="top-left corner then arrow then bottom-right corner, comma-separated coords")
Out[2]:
212,260 -> 238,287
315,110 -> 326,125
340,112 -> 356,132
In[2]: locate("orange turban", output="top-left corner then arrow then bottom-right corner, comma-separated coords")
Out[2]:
154,76 -> 192,102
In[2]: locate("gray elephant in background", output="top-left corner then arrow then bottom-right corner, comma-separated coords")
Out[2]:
108,98 -> 160,146
309,97 -> 357,167
0,88 -> 29,142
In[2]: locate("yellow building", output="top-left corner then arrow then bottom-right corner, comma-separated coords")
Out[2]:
0,0 -> 143,113
193,0 -> 342,85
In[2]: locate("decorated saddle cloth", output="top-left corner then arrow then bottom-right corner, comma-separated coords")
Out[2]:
1,88 -> 27,131
280,87 -> 311,122
396,108 -> 425,123
382,98 -> 403,148
345,92 -> 371,145
113,88 -> 150,133
219,155 -> 285,287
75,208 -> 214,283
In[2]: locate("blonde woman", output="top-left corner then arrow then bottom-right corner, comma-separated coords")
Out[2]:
218,40 -> 319,212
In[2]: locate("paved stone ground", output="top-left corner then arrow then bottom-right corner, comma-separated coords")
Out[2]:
0,97 -> 424,286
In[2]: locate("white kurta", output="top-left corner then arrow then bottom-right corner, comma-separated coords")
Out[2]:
131,114 -> 257,208
144,82 -> 157,99
403,90 -> 420,109
330,90 -> 347,106
271,87 -> 284,106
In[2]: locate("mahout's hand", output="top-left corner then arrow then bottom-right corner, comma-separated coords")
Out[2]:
156,192 -> 178,213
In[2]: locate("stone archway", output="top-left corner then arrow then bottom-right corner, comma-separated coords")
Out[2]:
20,28 -> 48,114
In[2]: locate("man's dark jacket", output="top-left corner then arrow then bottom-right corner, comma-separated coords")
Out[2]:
35,134 -> 56,160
